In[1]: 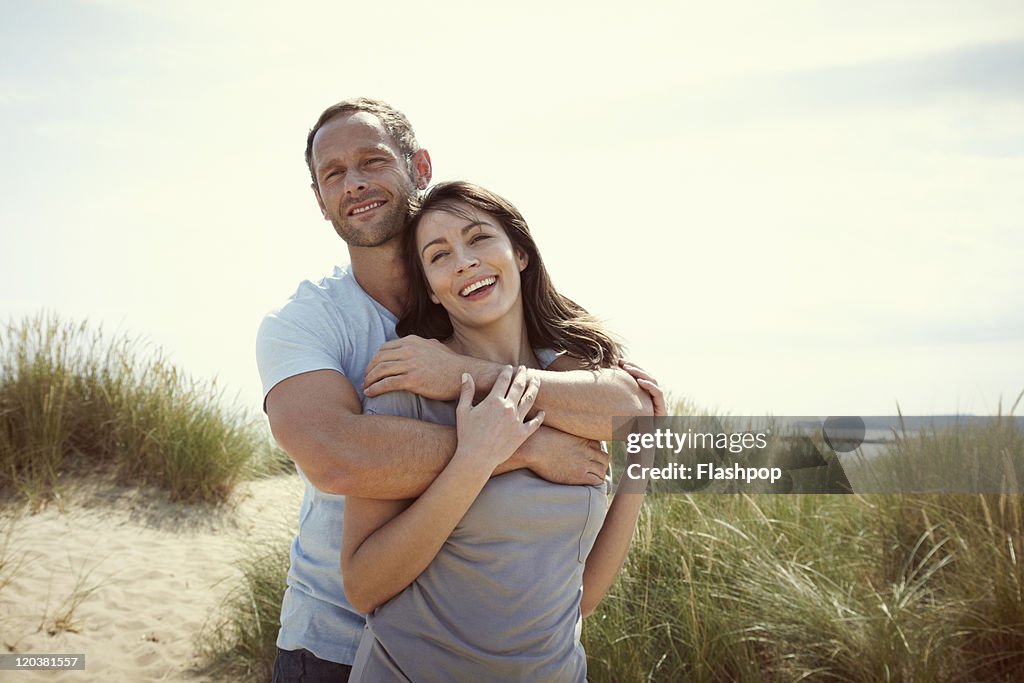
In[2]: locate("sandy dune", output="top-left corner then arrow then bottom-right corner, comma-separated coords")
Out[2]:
0,474 -> 303,682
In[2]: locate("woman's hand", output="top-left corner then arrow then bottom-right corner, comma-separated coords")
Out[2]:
454,365 -> 544,473
342,367 -> 543,614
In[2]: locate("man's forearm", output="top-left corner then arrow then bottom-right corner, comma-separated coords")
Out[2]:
468,361 -> 652,441
266,369 -> 545,498
277,412 -> 536,499
276,412 -> 452,498
529,367 -> 651,440
361,338 -> 654,439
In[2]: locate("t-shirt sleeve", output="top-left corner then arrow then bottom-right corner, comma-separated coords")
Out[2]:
364,390 -> 423,419
535,348 -> 560,369
255,297 -> 351,405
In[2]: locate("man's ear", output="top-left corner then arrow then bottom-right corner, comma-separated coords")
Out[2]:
411,149 -> 432,190
311,182 -> 328,219
516,248 -> 529,272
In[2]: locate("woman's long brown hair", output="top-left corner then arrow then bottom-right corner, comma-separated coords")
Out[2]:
397,181 -> 621,370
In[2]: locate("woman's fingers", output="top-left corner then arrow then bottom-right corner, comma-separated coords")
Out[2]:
505,368 -> 541,422
518,376 -> 540,413
488,365 -> 515,400
456,373 -> 475,415
503,365 -> 530,402
479,366 -> 540,423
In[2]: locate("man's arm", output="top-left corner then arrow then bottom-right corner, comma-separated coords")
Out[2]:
266,369 -> 609,498
520,354 -> 652,441
362,336 -> 653,440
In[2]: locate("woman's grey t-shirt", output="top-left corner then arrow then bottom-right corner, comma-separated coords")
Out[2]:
352,390 -> 608,682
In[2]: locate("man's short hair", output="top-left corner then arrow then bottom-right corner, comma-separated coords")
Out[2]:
305,98 -> 420,186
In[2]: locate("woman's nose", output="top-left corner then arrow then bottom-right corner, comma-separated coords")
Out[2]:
455,251 -> 479,273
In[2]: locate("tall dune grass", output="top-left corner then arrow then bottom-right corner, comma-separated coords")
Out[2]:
848,398 -> 1024,494
197,394 -> 1023,681
197,536 -> 291,681
585,407 -> 1024,682
0,313 -> 285,504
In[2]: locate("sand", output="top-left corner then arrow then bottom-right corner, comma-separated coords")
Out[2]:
0,474 -> 304,682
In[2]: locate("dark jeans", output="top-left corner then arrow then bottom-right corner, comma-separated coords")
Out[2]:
272,648 -> 352,682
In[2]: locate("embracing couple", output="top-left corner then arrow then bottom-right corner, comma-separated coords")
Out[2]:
257,98 -> 663,682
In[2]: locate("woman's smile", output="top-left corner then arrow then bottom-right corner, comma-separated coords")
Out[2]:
459,276 -> 497,299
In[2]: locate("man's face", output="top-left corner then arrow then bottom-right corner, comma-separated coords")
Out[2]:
310,112 -> 423,248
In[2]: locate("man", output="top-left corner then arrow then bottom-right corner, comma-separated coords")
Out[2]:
257,98 -> 653,682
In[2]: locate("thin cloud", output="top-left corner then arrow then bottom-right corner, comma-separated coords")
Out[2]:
773,39 -> 1024,109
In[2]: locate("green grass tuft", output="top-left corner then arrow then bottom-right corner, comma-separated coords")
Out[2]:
0,312 -> 286,504
196,537 -> 291,681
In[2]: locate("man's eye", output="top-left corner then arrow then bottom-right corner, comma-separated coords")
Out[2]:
366,158 -> 387,166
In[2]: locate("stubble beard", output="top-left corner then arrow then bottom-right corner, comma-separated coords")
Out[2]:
331,190 -> 414,248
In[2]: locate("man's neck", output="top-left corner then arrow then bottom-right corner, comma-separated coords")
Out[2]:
348,241 -> 409,317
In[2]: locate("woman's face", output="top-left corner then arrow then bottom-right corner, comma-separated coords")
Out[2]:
415,203 -> 529,330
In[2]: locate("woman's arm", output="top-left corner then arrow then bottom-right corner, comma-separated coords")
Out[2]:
341,367 -> 543,614
341,458 -> 492,614
580,365 -> 665,617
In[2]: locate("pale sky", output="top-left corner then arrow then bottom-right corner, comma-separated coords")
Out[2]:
2,0 -> 1022,417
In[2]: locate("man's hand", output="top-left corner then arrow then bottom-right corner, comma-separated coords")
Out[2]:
364,335 -> 484,400
619,359 -> 666,416
616,359 -> 664,494
515,425 -> 610,486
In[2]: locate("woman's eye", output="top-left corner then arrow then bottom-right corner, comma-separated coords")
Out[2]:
471,234 -> 490,244
429,251 -> 448,264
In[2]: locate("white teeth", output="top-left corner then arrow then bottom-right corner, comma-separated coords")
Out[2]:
460,277 -> 496,296
351,201 -> 383,215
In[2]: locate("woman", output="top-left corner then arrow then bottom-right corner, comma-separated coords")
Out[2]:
342,181 -> 662,681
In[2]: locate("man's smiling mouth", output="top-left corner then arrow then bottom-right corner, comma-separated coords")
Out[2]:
349,200 -> 385,216
460,276 -> 496,297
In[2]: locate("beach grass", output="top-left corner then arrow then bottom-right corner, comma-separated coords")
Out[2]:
848,397 -> 1024,495
583,405 -> 1024,682
0,313 -> 287,505
199,406 -> 1023,682
6,314 -> 1020,680
0,515 -> 25,600
197,537 -> 291,681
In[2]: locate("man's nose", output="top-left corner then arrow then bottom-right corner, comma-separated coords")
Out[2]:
343,170 -> 368,194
